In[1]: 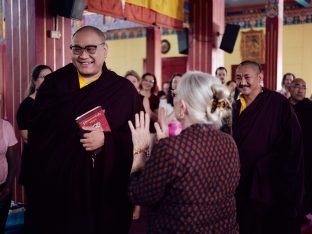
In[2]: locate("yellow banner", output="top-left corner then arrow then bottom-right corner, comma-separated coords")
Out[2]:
125,0 -> 184,20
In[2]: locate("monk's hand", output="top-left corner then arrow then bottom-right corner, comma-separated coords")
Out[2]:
128,111 -> 151,151
80,127 -> 105,151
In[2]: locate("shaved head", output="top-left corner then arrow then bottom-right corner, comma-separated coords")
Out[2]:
72,26 -> 106,42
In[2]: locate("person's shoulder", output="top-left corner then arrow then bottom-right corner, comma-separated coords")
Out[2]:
1,119 -> 14,130
108,70 -> 139,93
22,96 -> 34,105
44,63 -> 76,83
264,88 -> 288,103
303,98 -> 312,105
17,96 -> 34,112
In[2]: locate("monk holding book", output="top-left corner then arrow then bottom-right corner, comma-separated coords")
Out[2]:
25,26 -> 143,234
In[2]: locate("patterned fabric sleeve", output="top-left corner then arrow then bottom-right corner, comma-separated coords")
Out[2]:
129,139 -> 176,206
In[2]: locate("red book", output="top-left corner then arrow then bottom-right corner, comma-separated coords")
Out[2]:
75,106 -> 111,132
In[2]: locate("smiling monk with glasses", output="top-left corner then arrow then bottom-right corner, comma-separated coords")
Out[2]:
25,26 -> 144,234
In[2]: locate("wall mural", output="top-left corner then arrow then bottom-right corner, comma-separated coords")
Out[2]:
240,29 -> 265,64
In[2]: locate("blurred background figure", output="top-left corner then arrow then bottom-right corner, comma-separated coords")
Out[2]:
16,65 -> 52,186
157,81 -> 170,99
125,70 -> 141,92
16,64 -> 52,233
139,73 -> 159,133
0,117 -> 18,233
17,64 -> 53,145
278,72 -> 295,98
215,66 -> 227,85
159,73 -> 183,137
129,71 -> 240,233
226,80 -> 237,103
289,78 -> 312,224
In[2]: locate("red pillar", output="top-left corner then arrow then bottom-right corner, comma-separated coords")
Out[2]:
264,0 -> 283,90
146,27 -> 162,87
188,0 -> 224,74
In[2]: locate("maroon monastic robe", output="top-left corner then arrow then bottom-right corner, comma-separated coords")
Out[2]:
291,98 -> 312,214
232,88 -> 304,234
25,63 -> 143,234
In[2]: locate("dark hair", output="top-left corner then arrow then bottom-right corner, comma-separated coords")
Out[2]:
226,80 -> 236,86
238,60 -> 262,74
282,73 -> 295,86
215,67 -> 227,76
141,72 -> 157,93
167,73 -> 183,106
27,64 -> 53,96
125,70 -> 140,82
72,26 -> 106,42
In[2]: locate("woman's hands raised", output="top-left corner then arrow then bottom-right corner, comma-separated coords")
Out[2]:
128,111 -> 151,152
155,107 -> 170,141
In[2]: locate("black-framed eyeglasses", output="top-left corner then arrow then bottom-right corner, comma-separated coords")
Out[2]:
70,42 -> 105,55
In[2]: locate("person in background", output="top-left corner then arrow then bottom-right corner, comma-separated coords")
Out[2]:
289,78 -> 312,224
226,80 -> 237,103
278,72 -> 295,98
0,118 -> 18,234
157,81 -> 170,99
215,66 -> 227,84
25,26 -> 143,234
159,73 -> 183,137
128,71 -> 240,233
233,60 -> 304,234
124,69 -> 146,222
17,65 -> 52,175
125,70 -> 141,92
16,64 -> 52,233
139,73 -> 159,133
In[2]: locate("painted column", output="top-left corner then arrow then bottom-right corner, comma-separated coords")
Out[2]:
146,27 -> 162,86
264,0 -> 283,90
188,0 -> 225,74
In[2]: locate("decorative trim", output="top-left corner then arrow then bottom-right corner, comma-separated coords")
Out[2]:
266,0 -> 279,18
226,2 -> 312,28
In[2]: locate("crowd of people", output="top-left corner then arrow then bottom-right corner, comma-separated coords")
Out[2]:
0,25 -> 311,234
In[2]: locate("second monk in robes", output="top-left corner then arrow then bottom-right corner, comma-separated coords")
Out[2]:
232,60 -> 304,234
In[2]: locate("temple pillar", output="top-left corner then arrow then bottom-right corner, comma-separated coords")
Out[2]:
145,27 -> 162,87
188,0 -> 225,74
264,0 -> 283,90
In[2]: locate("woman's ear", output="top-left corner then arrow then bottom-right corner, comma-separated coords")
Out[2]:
180,99 -> 188,115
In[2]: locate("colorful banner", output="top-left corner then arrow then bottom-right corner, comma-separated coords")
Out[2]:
126,0 -> 184,20
87,0 -> 123,18
87,0 -> 184,29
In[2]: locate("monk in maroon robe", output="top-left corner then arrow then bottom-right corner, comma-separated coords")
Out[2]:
232,61 -> 304,234
25,26 -> 143,234
289,78 -> 312,220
